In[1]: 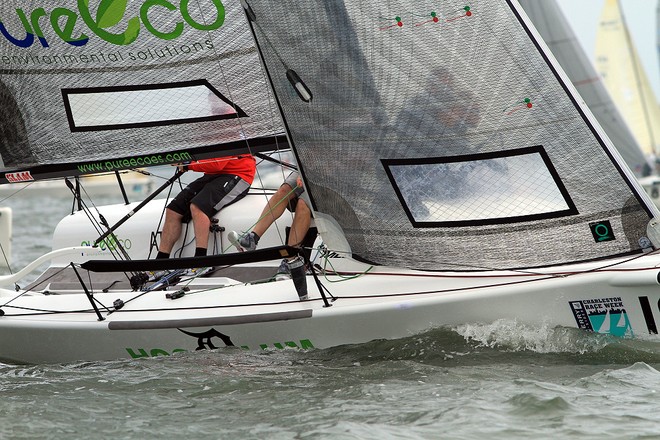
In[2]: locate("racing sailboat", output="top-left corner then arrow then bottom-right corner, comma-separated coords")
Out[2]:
520,0 -> 660,207
595,0 -> 660,162
595,0 -> 660,204
519,0 -> 652,179
2,0 -> 660,364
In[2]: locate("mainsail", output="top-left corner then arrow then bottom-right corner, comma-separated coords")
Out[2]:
0,1 -> 285,182
595,0 -> 660,159
243,0 -> 657,271
519,0 -> 652,178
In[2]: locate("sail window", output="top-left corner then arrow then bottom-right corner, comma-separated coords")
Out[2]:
383,146 -> 577,227
62,80 -> 246,132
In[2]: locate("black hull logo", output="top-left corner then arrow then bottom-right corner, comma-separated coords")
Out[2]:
178,328 -> 234,350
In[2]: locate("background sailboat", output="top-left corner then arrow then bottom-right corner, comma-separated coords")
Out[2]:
595,0 -> 660,163
519,0 -> 652,179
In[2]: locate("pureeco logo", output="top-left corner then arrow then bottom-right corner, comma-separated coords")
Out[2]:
0,0 -> 226,48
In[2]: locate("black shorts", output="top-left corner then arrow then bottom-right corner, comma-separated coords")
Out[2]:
168,174 -> 250,222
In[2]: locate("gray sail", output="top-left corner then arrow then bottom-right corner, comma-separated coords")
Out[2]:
0,1 -> 284,180
243,0 -> 656,270
519,0 -> 652,178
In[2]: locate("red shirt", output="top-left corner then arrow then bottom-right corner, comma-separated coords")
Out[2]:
188,155 -> 256,184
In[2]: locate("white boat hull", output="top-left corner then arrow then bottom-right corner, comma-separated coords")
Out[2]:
1,253 -> 660,364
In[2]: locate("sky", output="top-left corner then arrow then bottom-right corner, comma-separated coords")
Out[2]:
555,0 -> 660,101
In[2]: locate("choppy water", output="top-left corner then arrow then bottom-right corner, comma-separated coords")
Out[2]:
2,178 -> 660,439
1,326 -> 660,439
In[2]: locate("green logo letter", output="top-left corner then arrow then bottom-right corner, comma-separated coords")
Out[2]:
140,0 -> 183,40
51,8 -> 90,46
77,0 -> 140,45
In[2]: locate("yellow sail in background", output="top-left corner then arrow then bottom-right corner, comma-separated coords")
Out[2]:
595,0 -> 660,159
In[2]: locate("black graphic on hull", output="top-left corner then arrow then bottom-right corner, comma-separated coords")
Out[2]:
178,328 -> 234,350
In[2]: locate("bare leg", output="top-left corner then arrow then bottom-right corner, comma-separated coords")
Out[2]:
252,183 -> 295,237
190,203 -> 211,251
159,208 -> 184,254
288,199 -> 311,248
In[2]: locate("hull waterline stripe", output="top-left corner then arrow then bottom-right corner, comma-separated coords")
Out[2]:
108,309 -> 312,330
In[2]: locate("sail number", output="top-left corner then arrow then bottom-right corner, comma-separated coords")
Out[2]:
638,296 -> 660,334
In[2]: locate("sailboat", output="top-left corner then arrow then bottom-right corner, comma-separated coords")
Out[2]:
3,0 -> 660,364
519,0 -> 660,209
519,0 -> 652,180
595,0 -> 660,167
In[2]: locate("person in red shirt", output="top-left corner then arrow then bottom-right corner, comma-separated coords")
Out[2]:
156,155 -> 256,260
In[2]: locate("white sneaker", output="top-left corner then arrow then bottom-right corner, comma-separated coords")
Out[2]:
274,259 -> 290,281
228,231 -> 257,252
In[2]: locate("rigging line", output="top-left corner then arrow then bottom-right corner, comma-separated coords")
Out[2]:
242,14 -> 302,187
249,20 -> 288,69
320,253 -> 374,283
71,263 -> 106,321
0,250 -> 10,276
174,229 -> 195,259
148,170 -> 178,260
3,293 -> 317,316
76,199 -> 124,264
66,182 -> 136,284
167,282 -> 239,297
308,260 -> 335,305
0,306 -> 104,316
97,213 -> 133,263
194,0 -> 289,184
221,184 -> 300,254
0,265 -> 72,307
93,169 -> 185,250
0,238 -> 11,276
334,250 -> 660,280
254,152 -> 298,171
0,181 -> 35,203
460,248 -> 660,276
66,183 -> 111,242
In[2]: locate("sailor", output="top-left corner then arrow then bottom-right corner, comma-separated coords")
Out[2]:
156,155 -> 256,261
228,171 -> 312,299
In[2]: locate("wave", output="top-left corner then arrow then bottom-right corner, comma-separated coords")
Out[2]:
310,319 -> 660,367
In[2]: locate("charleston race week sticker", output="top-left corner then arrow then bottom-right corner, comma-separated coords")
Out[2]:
570,297 -> 633,337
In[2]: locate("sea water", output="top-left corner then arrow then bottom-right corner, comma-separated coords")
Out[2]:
1,176 -> 660,439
